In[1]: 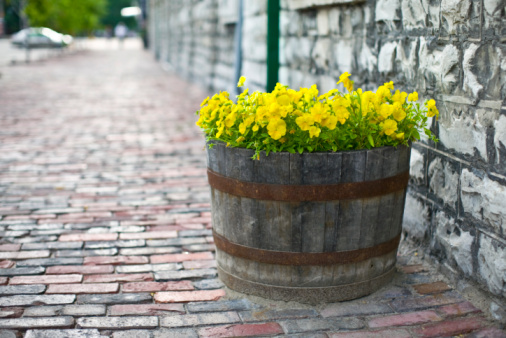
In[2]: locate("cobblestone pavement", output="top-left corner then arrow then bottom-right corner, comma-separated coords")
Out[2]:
0,40 -> 505,338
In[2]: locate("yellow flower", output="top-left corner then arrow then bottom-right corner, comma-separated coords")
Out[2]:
379,104 -> 394,120
408,92 -> 418,102
310,102 -> 327,123
252,124 -> 259,132
392,102 -> 406,121
334,106 -> 350,124
237,76 -> 246,87
309,126 -> 321,138
239,122 -> 247,134
295,114 -> 315,131
321,114 -> 338,130
200,96 -> 209,107
395,133 -> 404,140
381,119 -> 398,136
267,118 -> 287,140
337,72 -> 353,92
383,81 -> 394,90
277,94 -> 291,106
392,90 -> 407,104
426,99 -> 439,117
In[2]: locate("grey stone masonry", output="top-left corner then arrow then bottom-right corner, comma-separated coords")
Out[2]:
148,0 -> 506,304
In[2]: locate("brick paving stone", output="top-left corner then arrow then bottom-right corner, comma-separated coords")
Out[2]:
10,274 -> 82,285
153,328 -> 199,338
178,229 -> 213,237
0,330 -> 17,338
112,330 -> 152,338
0,285 -> 46,295
84,255 -> 149,265
187,299 -> 257,313
122,281 -> 194,293
146,237 -> 207,247
76,316 -> 158,329
321,302 -> 394,318
182,244 -> 216,252
0,278 -> 8,285
280,318 -> 364,334
116,263 -> 181,274
46,265 -> 115,275
437,301 -> 482,316
120,231 -> 178,240
15,258 -> 84,267
239,309 -> 319,322
197,323 -> 284,337
25,329 -> 106,338
154,269 -> 217,281
150,252 -> 213,264
182,260 -> 217,270
62,305 -> 106,316
56,248 -> 118,257
413,281 -> 452,295
160,311 -> 240,328
59,233 -> 118,242
0,308 -> 24,318
23,306 -> 63,317
46,283 -> 119,294
0,295 -> 76,307
77,293 -> 152,304
193,279 -> 224,290
22,242 -> 83,250
83,273 -> 153,283
0,261 -> 14,269
0,250 -> 50,259
368,310 -> 442,328
0,245 -> 21,251
413,316 -> 485,337
390,292 -> 465,312
0,267 -> 45,276
119,247 -> 181,256
0,316 -> 74,329
154,289 -> 226,303
109,304 -> 185,316
85,239 -> 145,249
328,329 -> 412,338
466,328 -> 506,337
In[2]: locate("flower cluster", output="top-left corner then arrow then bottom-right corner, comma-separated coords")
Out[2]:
196,73 -> 438,159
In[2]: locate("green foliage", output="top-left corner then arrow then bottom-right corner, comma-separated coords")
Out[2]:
100,0 -> 137,31
24,0 -> 106,35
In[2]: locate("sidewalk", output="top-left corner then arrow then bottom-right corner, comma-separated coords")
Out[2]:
0,40 -> 504,337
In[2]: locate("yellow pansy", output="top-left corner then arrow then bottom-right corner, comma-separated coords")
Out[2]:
381,119 -> 398,135
295,114 -> 315,131
309,126 -> 321,138
237,76 -> 246,87
408,92 -> 418,102
337,72 -> 353,92
383,81 -> 394,90
310,102 -> 327,123
267,118 -> 287,140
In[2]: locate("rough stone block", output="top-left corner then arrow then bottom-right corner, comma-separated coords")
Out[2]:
461,169 -> 506,233
0,295 -> 75,307
160,311 -> 240,328
478,234 -> 506,296
77,316 -> 158,329
401,0 -> 427,30
0,317 -> 74,329
403,193 -> 430,241
432,210 -> 474,276
441,0 -> 471,35
428,157 -> 459,208
25,329 -> 107,338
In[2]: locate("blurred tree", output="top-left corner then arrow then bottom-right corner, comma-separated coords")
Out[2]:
24,0 -> 106,35
100,0 -> 137,33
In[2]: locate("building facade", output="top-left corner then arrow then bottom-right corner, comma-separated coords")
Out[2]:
148,0 -> 506,310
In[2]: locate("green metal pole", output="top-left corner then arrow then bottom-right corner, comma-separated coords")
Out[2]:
266,0 -> 279,92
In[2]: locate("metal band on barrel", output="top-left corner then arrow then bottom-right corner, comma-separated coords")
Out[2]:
213,230 -> 401,266
207,169 -> 409,201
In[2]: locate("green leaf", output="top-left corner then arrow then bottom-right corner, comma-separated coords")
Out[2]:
367,135 -> 374,147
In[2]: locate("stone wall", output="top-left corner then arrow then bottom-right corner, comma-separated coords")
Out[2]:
148,0 -> 506,303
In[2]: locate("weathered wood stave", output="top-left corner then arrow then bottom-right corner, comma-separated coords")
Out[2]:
207,141 -> 410,303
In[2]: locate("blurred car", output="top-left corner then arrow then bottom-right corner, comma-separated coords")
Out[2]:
11,27 -> 73,48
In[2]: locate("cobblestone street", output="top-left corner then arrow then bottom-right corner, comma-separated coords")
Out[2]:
0,40 -> 504,337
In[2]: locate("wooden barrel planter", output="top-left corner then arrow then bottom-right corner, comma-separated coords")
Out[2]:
206,141 -> 411,304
